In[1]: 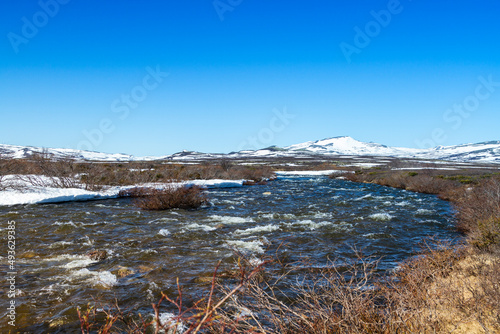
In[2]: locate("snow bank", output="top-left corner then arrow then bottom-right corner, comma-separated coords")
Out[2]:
0,177 -> 246,206
0,187 -> 119,206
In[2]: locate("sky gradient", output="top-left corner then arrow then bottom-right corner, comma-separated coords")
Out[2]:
1,0 -> 499,156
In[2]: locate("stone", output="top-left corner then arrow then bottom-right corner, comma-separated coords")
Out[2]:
87,250 -> 107,261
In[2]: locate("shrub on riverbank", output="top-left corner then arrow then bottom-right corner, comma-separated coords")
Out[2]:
457,178 -> 500,251
129,186 -> 208,210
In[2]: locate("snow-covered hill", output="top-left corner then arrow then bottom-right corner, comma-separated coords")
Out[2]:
1,137 -> 500,163
283,136 -> 500,163
0,144 -> 167,162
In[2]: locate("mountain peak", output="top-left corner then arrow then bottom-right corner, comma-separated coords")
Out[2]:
2,137 -> 500,164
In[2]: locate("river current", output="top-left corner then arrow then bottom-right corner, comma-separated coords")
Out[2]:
0,175 -> 459,332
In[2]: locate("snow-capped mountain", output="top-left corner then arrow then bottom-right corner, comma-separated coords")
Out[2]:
0,144 -> 162,162
280,136 -> 500,163
222,137 -> 499,163
285,136 -> 422,156
1,137 -> 500,163
281,136 -> 500,163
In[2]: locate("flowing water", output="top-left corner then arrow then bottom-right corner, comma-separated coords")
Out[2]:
0,175 -> 459,332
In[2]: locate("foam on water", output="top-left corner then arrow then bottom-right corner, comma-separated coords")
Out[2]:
182,223 -> 216,232
209,215 -> 254,224
81,235 -> 94,246
94,204 -> 113,208
354,193 -> 373,201
48,241 -> 74,249
416,208 -> 434,215
63,258 -> 96,269
288,220 -> 333,230
234,224 -> 280,235
225,240 -> 265,253
248,257 -> 264,266
148,218 -> 178,224
95,271 -> 118,287
222,199 -> 244,205
72,269 -> 118,287
54,221 -> 78,227
158,229 -> 171,237
312,212 -> 334,219
260,213 -> 296,220
153,312 -> 186,333
369,213 -> 394,221
41,254 -> 90,264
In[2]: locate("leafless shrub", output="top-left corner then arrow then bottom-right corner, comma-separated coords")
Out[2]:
133,186 -> 207,210
219,252 -> 391,334
13,150 -> 80,189
78,259 -> 268,333
345,170 -> 461,198
405,175 -> 455,194
0,153 -> 11,190
219,159 -> 233,172
457,177 -> 500,250
75,239 -> 500,334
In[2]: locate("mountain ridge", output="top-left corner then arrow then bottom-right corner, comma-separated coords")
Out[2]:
1,137 -> 500,163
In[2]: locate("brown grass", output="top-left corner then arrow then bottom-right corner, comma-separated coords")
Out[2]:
456,178 -> 500,251
0,153 -> 11,190
343,170 -> 460,196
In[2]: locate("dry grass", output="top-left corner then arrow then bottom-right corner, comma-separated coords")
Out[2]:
210,243 -> 497,334
0,153 -> 12,190
343,170 -> 460,197
456,178 -> 500,251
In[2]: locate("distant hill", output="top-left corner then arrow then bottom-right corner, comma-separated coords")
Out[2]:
1,136 -> 500,163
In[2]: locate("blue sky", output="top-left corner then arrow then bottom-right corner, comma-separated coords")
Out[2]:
1,0 -> 499,156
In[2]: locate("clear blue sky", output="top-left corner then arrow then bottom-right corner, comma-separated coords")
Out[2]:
1,0 -> 499,156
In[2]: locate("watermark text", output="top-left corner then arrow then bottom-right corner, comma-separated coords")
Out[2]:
7,0 -> 72,54
6,220 -> 17,327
